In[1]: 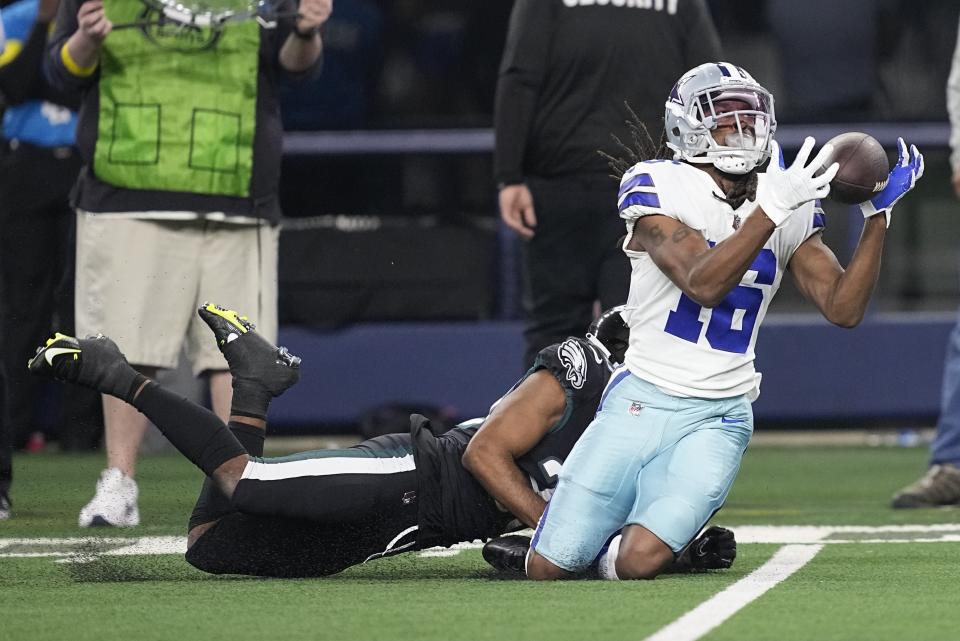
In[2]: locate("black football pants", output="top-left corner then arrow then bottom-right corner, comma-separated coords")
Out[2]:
186,433 -> 421,577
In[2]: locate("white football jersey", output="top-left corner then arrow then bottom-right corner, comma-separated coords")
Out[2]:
617,159 -> 825,400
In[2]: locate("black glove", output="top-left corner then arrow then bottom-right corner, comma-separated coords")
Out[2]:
669,526 -> 737,573
481,535 -> 531,574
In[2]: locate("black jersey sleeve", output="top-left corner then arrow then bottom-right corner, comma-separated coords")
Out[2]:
531,337 -> 610,434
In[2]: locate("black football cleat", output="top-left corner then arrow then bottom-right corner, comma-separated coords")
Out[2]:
198,303 -> 300,397
482,535 -> 531,574
28,333 -> 140,400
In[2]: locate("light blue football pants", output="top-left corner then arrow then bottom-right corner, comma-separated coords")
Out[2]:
531,370 -> 753,572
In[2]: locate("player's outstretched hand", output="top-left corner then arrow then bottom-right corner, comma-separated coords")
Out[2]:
859,137 -> 924,226
757,136 -> 838,228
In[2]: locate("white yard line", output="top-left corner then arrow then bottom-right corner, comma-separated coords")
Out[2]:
4,524 -> 960,559
642,544 -> 824,641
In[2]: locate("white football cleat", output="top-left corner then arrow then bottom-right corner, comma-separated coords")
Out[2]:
78,468 -> 140,527
0,492 -> 10,520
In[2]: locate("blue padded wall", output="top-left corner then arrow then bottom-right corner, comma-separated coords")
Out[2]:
271,312 -> 954,427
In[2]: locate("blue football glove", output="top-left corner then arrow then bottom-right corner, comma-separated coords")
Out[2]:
859,137 -> 924,227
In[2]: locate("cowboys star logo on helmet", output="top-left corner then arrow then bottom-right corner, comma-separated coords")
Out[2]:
558,339 -> 588,390
664,61 -> 777,175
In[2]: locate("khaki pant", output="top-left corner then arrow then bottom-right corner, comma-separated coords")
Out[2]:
75,213 -> 278,375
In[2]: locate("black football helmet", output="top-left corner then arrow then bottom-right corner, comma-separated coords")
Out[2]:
585,305 -> 629,367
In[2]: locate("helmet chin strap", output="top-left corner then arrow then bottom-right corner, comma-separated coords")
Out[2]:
585,333 -> 616,368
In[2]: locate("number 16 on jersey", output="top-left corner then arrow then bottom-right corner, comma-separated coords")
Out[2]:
664,248 -> 777,354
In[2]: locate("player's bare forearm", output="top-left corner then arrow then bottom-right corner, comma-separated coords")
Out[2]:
462,444 -> 546,528
790,217 -> 886,327
631,212 -> 775,308
279,34 -> 322,72
821,216 -> 886,326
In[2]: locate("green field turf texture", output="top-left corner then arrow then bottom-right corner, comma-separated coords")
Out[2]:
1,446 -> 959,641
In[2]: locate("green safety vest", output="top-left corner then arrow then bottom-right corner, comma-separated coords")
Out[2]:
94,0 -> 260,198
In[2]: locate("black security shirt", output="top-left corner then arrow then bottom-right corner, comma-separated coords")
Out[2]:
494,0 -> 721,184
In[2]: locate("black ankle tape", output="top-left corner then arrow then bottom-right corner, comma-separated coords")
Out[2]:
230,408 -> 267,421
228,422 -> 266,457
230,380 -> 271,421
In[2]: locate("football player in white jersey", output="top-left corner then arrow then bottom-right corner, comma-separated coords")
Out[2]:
524,61 -> 925,580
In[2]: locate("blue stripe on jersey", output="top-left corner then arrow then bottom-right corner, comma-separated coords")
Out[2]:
716,63 -> 731,77
618,173 -> 655,199
812,199 -> 825,230
621,191 -> 661,209
597,368 -> 631,414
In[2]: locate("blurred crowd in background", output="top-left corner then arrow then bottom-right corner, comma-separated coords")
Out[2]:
279,0 -> 954,131
279,0 -> 960,317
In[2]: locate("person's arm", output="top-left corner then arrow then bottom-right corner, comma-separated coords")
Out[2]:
788,223 -> 885,328
630,211 -> 774,308
0,0 -> 78,107
462,370 -> 567,529
45,0 -> 103,93
494,0 -> 555,239
948,15 -> 960,197
628,138 -> 836,307
789,138 -> 924,327
278,0 -> 329,73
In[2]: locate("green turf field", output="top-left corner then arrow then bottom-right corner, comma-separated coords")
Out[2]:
2,445 -> 959,641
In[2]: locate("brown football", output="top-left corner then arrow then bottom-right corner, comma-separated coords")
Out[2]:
819,132 -> 890,204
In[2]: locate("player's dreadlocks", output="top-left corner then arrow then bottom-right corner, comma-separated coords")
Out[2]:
598,102 -> 760,210
597,102 -> 670,181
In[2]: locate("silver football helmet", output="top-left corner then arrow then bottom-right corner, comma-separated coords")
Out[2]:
664,62 -> 776,175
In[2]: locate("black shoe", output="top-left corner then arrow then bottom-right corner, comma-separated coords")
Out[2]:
482,535 -> 530,574
892,464 -> 960,508
28,333 -> 140,400
198,303 -> 300,396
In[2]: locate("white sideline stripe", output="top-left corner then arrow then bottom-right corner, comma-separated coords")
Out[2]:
5,525 -> 960,559
242,454 -> 416,482
0,536 -> 185,557
735,524 -> 960,544
643,544 -> 823,641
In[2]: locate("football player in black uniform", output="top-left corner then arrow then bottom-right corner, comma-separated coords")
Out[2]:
30,303 -> 734,578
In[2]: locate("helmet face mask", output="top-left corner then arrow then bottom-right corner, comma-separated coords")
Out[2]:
586,306 -> 630,368
665,62 -> 777,175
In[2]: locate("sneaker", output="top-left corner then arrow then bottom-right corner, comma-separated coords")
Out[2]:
78,468 -> 140,527
891,463 -> 960,508
28,333 -> 139,400
0,492 -> 11,520
481,535 -> 531,574
197,303 -> 301,396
